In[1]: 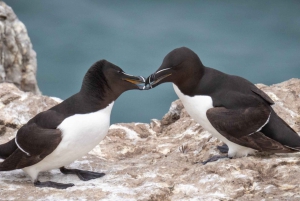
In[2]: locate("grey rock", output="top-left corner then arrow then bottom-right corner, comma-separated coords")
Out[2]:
161,99 -> 184,125
0,1 -> 40,94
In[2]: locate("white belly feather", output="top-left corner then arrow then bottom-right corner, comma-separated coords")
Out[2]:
23,102 -> 114,181
173,84 -> 255,158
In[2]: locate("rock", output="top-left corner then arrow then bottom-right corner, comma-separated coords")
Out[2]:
0,83 -> 60,144
1,79 -> 300,200
161,99 -> 184,125
0,1 -> 40,94
150,118 -> 162,133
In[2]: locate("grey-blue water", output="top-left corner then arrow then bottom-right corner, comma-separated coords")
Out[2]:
8,0 -> 300,124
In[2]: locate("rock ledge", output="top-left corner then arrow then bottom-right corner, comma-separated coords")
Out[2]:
1,79 -> 300,201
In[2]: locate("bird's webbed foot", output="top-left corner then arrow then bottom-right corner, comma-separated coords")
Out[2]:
60,166 -> 105,181
202,155 -> 231,165
34,180 -> 74,189
217,143 -> 229,153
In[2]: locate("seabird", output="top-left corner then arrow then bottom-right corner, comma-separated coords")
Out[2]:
0,60 -> 145,189
145,47 -> 300,164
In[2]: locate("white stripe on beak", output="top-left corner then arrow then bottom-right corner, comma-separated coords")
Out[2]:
122,72 -> 135,77
139,76 -> 145,82
155,68 -> 171,75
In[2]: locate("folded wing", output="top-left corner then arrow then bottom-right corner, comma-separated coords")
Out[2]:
0,110 -> 64,170
206,104 -> 297,152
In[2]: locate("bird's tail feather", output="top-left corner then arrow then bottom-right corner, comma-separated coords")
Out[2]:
261,110 -> 300,150
0,138 -> 17,159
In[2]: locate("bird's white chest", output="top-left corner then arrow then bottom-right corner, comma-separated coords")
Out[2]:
57,102 -> 114,155
26,102 -> 114,173
173,84 -> 215,132
173,84 -> 255,157
173,84 -> 233,144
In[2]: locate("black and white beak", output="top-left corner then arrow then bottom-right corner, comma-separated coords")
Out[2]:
145,68 -> 172,89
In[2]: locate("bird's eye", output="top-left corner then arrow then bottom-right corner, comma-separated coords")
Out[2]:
117,70 -> 123,74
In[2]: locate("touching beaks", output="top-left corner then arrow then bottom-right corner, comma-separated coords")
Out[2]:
121,67 -> 172,90
144,74 -> 154,89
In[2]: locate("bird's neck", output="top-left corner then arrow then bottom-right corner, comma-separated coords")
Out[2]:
79,88 -> 118,111
174,66 -> 204,96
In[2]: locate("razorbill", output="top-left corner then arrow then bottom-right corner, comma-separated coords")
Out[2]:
0,60 -> 145,189
145,47 -> 300,163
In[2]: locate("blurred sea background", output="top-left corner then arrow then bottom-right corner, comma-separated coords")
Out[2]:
8,0 -> 300,124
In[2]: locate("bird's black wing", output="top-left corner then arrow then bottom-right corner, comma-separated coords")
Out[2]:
0,110 -> 64,171
206,101 -> 298,152
206,103 -> 271,139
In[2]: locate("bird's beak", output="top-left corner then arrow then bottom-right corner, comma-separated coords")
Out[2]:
145,68 -> 172,89
122,72 -> 146,90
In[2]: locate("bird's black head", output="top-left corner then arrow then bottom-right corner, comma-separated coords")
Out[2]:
81,60 -> 145,101
145,47 -> 204,91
